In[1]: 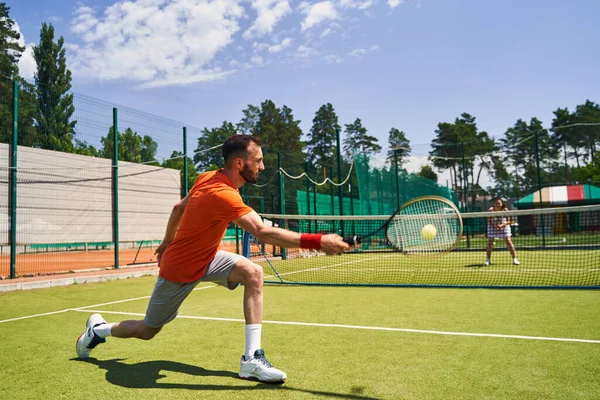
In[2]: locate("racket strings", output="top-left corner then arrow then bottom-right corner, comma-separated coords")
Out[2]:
393,199 -> 461,255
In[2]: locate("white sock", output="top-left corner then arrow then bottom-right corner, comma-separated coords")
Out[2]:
93,322 -> 115,338
245,324 -> 262,359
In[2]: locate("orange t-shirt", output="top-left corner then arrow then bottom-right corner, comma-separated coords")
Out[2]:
159,169 -> 253,282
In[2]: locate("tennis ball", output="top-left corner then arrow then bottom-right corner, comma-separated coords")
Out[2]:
421,224 -> 437,241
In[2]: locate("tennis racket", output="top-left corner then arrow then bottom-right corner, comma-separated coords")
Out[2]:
343,196 -> 463,255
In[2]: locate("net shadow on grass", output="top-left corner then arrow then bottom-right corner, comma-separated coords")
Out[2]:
72,358 -> 379,399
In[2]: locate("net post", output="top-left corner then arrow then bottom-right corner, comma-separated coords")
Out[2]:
9,80 -> 18,279
112,107 -> 120,269
183,127 -> 189,196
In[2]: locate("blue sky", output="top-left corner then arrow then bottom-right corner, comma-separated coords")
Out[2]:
8,0 -> 600,185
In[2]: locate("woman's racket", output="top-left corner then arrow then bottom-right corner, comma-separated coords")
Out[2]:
343,196 -> 463,256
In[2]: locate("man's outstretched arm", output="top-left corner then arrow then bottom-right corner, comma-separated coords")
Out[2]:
234,211 -> 350,255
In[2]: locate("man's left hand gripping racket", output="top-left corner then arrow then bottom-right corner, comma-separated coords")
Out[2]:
343,196 -> 463,256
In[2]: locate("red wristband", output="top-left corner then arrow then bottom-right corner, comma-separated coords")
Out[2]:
300,234 -> 322,250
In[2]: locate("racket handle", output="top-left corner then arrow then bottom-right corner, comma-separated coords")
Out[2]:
343,236 -> 362,246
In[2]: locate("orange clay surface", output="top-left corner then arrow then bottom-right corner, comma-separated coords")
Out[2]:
0,243 -> 238,277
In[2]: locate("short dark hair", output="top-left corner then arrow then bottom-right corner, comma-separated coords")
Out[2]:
222,135 -> 261,164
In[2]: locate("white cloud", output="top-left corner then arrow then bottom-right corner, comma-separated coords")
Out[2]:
251,54 -> 265,65
320,22 -> 340,38
348,45 -> 378,57
243,0 -> 292,39
18,46 -> 36,80
340,0 -> 377,10
13,22 -> 36,80
387,0 -> 403,9
295,44 -> 318,58
268,37 -> 293,53
348,48 -> 367,57
253,42 -> 269,51
68,0 -> 245,88
300,1 -> 338,32
323,53 -> 343,63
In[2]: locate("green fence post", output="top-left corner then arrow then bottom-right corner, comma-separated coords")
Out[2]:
312,182 -> 317,217
349,179 -> 355,216
112,108 -> 120,269
461,142 -> 471,248
9,80 -> 18,279
535,132 -> 546,247
376,169 -> 383,214
278,153 -> 286,259
336,127 -> 344,234
329,167 -> 335,214
183,127 -> 189,196
305,161 -> 310,214
394,149 -> 400,210
305,161 -> 311,231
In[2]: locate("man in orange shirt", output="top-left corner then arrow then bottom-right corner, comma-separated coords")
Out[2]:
75,135 -> 350,383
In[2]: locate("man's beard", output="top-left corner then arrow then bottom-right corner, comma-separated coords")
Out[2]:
240,164 -> 258,184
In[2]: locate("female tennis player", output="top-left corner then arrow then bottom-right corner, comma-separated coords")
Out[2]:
485,196 -> 520,266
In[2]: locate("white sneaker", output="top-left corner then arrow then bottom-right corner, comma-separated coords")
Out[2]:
484,259 -> 490,266
239,349 -> 287,383
513,258 -> 520,265
76,313 -> 107,359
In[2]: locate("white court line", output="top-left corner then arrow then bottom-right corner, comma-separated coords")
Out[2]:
0,309 -> 73,324
0,285 -> 217,324
260,254 -> 394,280
73,309 -> 600,344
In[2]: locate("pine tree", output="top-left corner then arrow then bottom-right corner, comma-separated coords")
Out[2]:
237,104 -> 260,135
0,2 -> 23,78
387,128 -> 411,168
416,165 -> 438,182
100,126 -> 158,163
0,2 -> 28,144
342,118 -> 381,156
306,103 -> 340,173
33,23 -> 76,152
194,121 -> 237,171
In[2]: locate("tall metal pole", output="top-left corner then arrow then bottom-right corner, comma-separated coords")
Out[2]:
112,108 -> 120,269
9,80 -> 18,279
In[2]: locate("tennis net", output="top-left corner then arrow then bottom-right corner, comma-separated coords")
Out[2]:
248,205 -> 600,288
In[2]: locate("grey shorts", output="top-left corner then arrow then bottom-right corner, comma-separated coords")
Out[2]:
144,250 -> 246,328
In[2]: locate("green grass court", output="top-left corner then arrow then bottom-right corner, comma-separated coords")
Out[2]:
1,276 -> 600,399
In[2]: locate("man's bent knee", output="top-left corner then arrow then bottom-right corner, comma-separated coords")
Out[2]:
229,260 -> 264,287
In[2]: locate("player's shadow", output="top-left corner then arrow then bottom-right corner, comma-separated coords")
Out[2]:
465,263 -> 486,268
75,358 -> 238,389
73,358 -> 378,399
